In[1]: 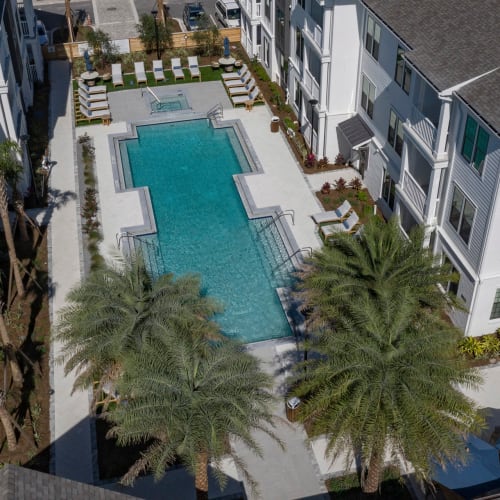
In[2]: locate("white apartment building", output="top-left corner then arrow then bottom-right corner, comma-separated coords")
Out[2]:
0,0 -> 44,193
245,0 -> 500,336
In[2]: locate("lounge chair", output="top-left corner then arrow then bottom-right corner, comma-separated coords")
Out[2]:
152,60 -> 165,82
79,105 -> 111,123
311,200 -> 352,225
320,211 -> 360,240
112,64 -> 123,87
224,71 -> 251,88
79,96 -> 109,111
221,64 -> 248,81
78,80 -> 107,94
134,61 -> 147,85
231,86 -> 261,107
188,56 -> 201,80
228,78 -> 256,96
78,88 -> 107,103
171,58 -> 185,80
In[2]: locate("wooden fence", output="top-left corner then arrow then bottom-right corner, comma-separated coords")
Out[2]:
42,28 -> 241,61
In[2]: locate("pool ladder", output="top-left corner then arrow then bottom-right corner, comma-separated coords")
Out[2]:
272,247 -> 313,272
260,209 -> 295,232
207,103 -> 223,121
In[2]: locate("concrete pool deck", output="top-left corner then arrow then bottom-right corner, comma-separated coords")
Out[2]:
46,60 -> 342,498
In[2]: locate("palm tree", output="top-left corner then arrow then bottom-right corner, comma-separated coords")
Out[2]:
294,217 -> 482,493
297,217 -> 454,329
107,334 -> 279,500
0,389 -> 17,451
55,253 -> 222,406
0,141 -> 25,298
0,302 -> 23,386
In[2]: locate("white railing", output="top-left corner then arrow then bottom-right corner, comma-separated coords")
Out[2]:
402,171 -> 426,215
303,69 -> 320,101
304,16 -> 322,49
409,106 -> 436,152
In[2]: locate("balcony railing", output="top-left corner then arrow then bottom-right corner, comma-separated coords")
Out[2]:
304,16 -> 322,50
402,171 -> 426,215
408,106 -> 437,152
303,69 -> 320,101
254,3 -> 261,17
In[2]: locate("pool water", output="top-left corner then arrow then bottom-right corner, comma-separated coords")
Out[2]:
120,119 -> 293,343
150,93 -> 190,113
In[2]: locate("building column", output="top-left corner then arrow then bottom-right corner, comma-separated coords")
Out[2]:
434,97 -> 451,160
0,87 -> 17,140
424,164 -> 446,226
321,7 -> 333,55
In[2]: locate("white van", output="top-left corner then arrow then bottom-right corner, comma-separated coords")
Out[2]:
214,0 -> 241,28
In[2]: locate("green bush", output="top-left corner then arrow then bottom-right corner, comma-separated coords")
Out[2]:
458,336 -> 486,358
251,60 -> 271,82
357,190 -> 369,202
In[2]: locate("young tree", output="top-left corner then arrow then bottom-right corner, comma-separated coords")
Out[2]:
85,29 -> 119,69
108,334 -> 280,500
136,13 -> 172,55
192,21 -> 221,57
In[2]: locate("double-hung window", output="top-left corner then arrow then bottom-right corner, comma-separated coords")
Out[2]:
295,28 -> 304,61
394,47 -> 411,94
365,15 -> 381,60
382,170 -> 395,210
442,255 -> 459,297
490,290 -> 500,320
387,110 -> 404,156
361,75 -> 375,119
461,116 -> 489,174
449,185 -> 475,245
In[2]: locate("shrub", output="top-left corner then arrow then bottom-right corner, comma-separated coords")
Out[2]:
85,29 -> 119,69
334,177 -> 347,191
317,157 -> 329,168
335,153 -> 345,165
357,190 -> 369,202
321,182 -> 331,194
480,334 -> 500,356
283,117 -> 294,130
458,336 -> 486,359
192,23 -> 221,56
349,177 -> 363,190
305,153 -> 316,168
251,59 -> 271,82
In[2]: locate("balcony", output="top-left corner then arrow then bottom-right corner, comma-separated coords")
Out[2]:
407,106 -> 437,153
303,69 -> 319,101
303,16 -> 322,53
401,170 -> 426,216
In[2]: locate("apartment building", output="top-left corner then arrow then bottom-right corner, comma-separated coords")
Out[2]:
0,0 -> 44,193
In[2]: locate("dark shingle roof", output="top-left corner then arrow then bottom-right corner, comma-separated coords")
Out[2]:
338,115 -> 374,147
363,0 -> 500,133
0,465 -> 138,500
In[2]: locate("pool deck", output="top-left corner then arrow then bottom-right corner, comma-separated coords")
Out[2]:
45,60 -> 352,498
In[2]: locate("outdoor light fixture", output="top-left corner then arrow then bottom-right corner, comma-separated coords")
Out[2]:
308,99 -> 318,151
151,9 -> 160,60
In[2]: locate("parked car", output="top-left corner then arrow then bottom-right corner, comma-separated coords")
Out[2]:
214,0 -> 240,28
37,20 -> 48,45
182,2 -> 205,31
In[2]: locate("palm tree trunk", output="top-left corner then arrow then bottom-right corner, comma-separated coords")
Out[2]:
0,176 -> 24,298
157,0 -> 165,24
362,450 -> 383,494
195,451 -> 209,500
0,311 -> 23,386
13,199 -> 29,242
0,390 -> 17,451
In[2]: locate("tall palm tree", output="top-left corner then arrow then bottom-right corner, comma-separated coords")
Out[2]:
0,302 -> 23,386
107,334 -> 279,500
55,253 -> 222,405
0,141 -> 25,298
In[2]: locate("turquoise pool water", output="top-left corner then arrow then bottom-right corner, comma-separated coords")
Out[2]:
120,119 -> 293,343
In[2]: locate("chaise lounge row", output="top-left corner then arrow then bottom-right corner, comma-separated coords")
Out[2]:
76,81 -> 111,124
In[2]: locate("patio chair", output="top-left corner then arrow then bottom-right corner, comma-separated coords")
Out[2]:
320,211 -> 360,240
152,60 -> 165,82
112,64 -> 123,87
171,58 -> 185,80
221,64 -> 248,81
188,56 -> 201,80
311,200 -> 352,225
228,78 -> 256,96
231,86 -> 261,107
78,88 -> 107,103
78,80 -> 107,94
79,96 -> 109,111
134,61 -> 147,85
224,70 -> 251,88
78,105 -> 111,123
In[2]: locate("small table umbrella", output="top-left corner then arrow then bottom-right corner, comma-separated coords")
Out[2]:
83,50 -> 93,72
223,37 -> 230,58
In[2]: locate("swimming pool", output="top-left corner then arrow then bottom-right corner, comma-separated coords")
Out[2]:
119,119 -> 294,343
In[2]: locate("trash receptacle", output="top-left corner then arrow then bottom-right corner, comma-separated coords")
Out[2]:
286,397 -> 301,422
271,116 -> 280,133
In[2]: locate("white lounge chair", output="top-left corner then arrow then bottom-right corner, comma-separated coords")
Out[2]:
78,88 -> 107,103
224,71 -> 251,88
134,61 -> 147,85
112,64 -> 123,87
231,86 -> 260,107
320,211 -> 360,240
79,105 -> 111,123
152,60 -> 165,82
221,64 -> 248,81
78,81 -> 107,94
188,56 -> 201,80
228,78 -> 256,96
79,96 -> 109,111
171,58 -> 184,80
311,200 -> 352,225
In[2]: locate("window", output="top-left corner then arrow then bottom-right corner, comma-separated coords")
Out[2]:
264,0 -> 271,21
387,110 -> 404,156
490,290 -> 500,320
365,15 -> 381,60
461,116 -> 489,174
295,28 -> 304,61
361,75 -> 375,119
294,78 -> 302,108
449,186 -> 475,244
442,255 -> 459,297
394,47 -> 411,94
382,170 -> 395,210
263,38 -> 270,66
297,0 -> 305,9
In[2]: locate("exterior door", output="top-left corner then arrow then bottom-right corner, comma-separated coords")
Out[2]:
358,146 -> 369,178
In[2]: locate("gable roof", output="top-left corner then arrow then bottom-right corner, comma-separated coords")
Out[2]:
0,465 -> 138,500
338,114 -> 374,148
362,0 -> 500,133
